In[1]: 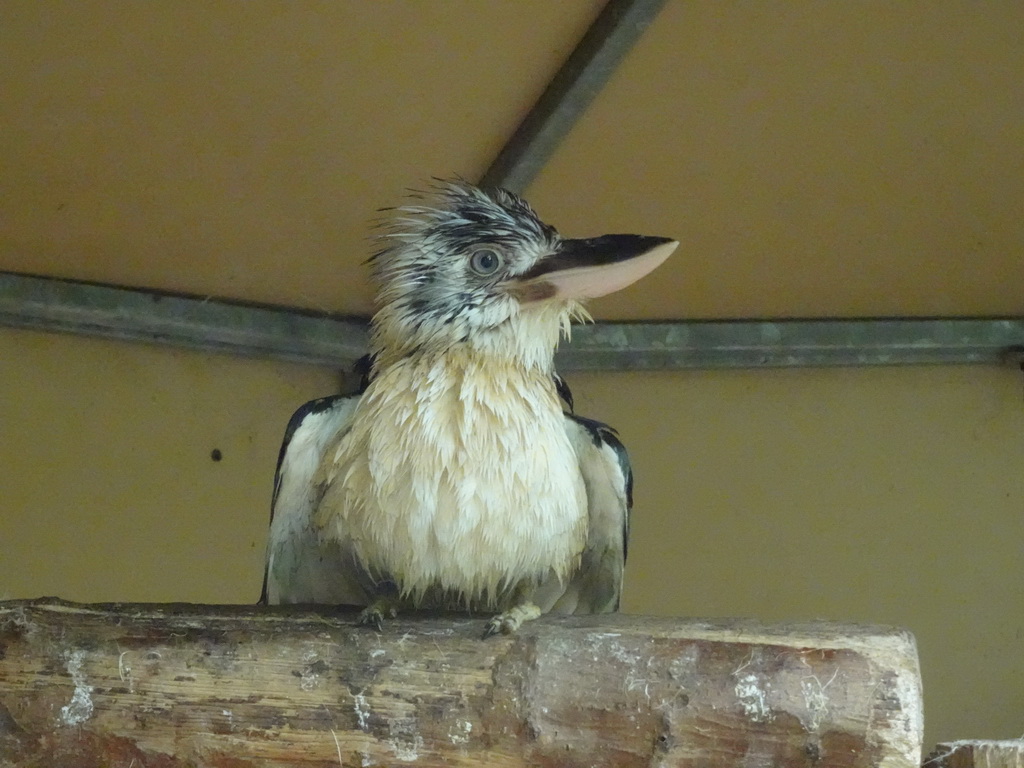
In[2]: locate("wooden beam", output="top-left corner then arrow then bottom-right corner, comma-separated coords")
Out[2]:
925,740 -> 1024,768
0,599 -> 922,767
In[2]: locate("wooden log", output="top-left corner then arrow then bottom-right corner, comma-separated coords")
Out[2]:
925,740 -> 1024,768
0,598 -> 922,767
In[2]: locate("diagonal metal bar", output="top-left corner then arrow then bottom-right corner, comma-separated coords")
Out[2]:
479,0 -> 669,193
3,272 -> 1024,371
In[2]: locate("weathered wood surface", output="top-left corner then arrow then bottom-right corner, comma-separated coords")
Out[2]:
925,740 -> 1024,768
0,599 -> 922,767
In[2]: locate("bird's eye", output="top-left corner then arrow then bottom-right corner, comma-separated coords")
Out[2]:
469,248 -> 503,276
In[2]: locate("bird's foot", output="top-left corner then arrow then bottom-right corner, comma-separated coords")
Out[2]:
358,599 -> 399,632
482,602 -> 541,639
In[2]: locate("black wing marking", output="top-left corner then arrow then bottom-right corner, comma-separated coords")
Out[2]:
260,353 -> 377,604
353,353 -> 376,393
259,393 -> 353,605
270,396 -> 347,513
553,372 -> 574,413
565,413 -> 633,562
268,355 -> 374,531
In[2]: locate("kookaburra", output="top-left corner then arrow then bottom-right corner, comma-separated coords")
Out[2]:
262,180 -> 676,636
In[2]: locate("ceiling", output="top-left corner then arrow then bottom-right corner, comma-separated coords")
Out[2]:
3,2 -> 1022,322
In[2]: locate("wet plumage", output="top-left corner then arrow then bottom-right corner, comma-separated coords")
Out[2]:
262,181 -> 675,634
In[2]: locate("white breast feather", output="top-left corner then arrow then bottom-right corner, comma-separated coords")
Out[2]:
315,352 -> 587,607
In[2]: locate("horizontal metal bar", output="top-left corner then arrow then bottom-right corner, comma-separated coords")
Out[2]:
0,272 -> 368,367
479,0 -> 668,193
557,320 -> 1024,370
2,272 -> 1023,370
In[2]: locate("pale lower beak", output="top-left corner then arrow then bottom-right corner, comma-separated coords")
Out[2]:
511,235 -> 678,302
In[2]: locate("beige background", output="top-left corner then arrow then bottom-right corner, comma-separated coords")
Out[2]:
2,1 -> 1023,749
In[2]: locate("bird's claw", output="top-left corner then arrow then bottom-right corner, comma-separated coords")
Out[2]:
482,602 -> 541,639
358,601 -> 398,632
481,616 -> 506,639
358,607 -> 385,632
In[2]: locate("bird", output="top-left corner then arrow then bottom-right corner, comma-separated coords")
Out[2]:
261,180 -> 676,636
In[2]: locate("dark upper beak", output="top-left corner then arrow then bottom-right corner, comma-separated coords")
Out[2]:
510,234 -> 678,302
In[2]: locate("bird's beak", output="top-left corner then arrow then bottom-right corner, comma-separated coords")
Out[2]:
509,235 -> 678,302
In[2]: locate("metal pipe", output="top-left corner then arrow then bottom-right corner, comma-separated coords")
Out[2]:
478,0 -> 669,193
558,319 -> 1024,370
0,271 -> 367,368
3,272 -> 1023,371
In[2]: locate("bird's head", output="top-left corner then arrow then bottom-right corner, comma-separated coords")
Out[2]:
369,181 -> 676,370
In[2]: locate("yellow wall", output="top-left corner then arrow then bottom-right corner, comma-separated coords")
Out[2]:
0,328 -> 332,602
2,325 -> 1021,745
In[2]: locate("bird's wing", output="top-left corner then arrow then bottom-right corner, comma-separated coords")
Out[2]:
553,372 -> 575,413
260,394 -> 367,605
536,413 -> 633,615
